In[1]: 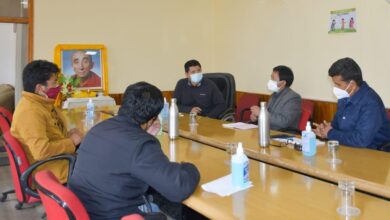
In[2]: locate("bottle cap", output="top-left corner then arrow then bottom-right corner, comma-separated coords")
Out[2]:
164,97 -> 167,103
237,142 -> 244,154
306,121 -> 311,131
260,102 -> 266,108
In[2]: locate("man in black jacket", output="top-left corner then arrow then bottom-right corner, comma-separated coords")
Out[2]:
173,59 -> 226,119
69,82 -> 200,220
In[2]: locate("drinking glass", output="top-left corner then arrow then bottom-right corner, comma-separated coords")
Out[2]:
327,140 -> 342,164
336,180 -> 360,216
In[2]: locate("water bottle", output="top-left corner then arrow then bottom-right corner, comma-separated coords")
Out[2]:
86,98 -> 95,120
231,142 -> 250,188
258,102 -> 270,147
85,98 -> 95,129
161,97 -> 169,125
168,98 -> 179,139
302,122 -> 317,156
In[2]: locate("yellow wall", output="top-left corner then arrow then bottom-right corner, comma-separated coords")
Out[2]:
34,0 -> 390,106
34,0 -> 215,92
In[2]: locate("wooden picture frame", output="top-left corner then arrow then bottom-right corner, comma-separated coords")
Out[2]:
54,44 -> 108,95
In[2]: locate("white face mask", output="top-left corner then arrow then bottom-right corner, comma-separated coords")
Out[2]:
333,82 -> 351,100
190,72 -> 203,84
267,80 -> 279,92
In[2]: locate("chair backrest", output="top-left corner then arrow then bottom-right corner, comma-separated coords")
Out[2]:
35,170 -> 144,220
203,73 -> 236,110
235,94 -> 260,122
298,99 -> 315,131
387,109 -> 390,120
0,106 -> 13,125
0,113 -> 33,203
34,170 -> 90,220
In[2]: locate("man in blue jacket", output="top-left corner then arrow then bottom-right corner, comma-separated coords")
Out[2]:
313,57 -> 390,149
69,82 -> 200,219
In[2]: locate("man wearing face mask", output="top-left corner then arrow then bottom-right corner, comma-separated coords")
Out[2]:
173,59 -> 226,119
69,82 -> 200,219
250,65 -> 302,130
313,57 -> 390,149
11,60 -> 83,183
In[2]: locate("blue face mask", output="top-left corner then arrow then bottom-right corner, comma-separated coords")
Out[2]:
190,73 -> 203,85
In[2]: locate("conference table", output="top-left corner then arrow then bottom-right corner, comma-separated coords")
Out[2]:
62,107 -> 390,219
165,113 -> 390,199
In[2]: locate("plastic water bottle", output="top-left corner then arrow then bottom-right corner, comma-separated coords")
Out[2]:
168,98 -> 179,139
302,122 -> 317,156
231,142 -> 250,188
258,102 -> 270,147
161,97 -> 169,125
86,98 -> 95,120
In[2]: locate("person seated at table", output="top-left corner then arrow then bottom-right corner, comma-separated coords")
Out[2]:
11,60 -> 83,183
313,57 -> 390,149
69,82 -> 200,219
250,65 -> 302,130
173,59 -> 227,119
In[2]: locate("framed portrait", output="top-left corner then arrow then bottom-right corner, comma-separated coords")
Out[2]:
54,44 -> 108,95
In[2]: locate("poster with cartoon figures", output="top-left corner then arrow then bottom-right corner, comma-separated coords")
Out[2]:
329,8 -> 356,34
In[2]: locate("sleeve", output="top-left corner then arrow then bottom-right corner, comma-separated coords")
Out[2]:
327,102 -> 383,148
173,80 -> 193,113
12,110 -> 75,161
130,139 -> 200,202
270,94 -> 302,129
207,82 -> 227,118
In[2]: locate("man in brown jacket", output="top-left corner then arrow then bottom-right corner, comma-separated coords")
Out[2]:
11,60 -> 83,183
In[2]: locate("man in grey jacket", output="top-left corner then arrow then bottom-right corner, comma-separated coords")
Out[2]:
250,65 -> 302,130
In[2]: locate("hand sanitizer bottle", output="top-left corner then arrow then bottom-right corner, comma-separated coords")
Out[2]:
302,122 -> 317,157
231,142 -> 250,188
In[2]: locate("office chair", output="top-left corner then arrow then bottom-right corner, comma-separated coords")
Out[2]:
279,99 -> 314,134
203,73 -> 236,121
235,94 -> 260,122
34,170 -> 145,220
0,112 -> 76,209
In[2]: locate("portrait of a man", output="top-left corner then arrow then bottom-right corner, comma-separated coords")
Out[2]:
61,50 -> 102,89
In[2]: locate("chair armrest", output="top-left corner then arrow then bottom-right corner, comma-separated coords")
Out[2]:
218,108 -> 235,122
239,108 -> 251,122
20,154 -> 76,198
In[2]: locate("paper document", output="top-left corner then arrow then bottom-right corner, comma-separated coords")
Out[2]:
222,122 -> 258,130
201,174 -> 253,197
272,137 -> 325,146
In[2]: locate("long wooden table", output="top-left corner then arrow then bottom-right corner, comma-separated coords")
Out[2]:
62,107 -> 390,219
167,114 -> 390,199
158,133 -> 390,219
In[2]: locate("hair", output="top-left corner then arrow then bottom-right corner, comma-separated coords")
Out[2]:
22,60 -> 59,93
184,59 -> 201,73
328,57 -> 363,86
118,82 -> 163,125
273,65 -> 294,87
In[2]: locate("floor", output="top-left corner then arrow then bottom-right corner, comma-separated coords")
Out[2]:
0,164 -> 44,220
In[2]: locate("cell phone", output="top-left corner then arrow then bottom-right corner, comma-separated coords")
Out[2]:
270,134 -> 295,139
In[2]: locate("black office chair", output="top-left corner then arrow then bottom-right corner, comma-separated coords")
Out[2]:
203,73 -> 236,121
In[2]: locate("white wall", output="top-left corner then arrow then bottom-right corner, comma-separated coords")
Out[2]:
213,0 -> 390,106
0,23 -> 16,86
34,0 -> 390,107
34,0 -> 215,93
